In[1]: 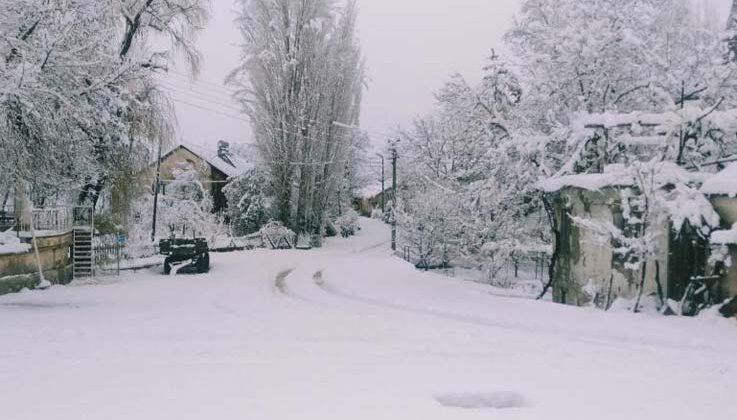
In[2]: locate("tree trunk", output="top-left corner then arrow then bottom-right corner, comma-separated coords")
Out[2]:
633,261 -> 648,313
538,195 -> 561,300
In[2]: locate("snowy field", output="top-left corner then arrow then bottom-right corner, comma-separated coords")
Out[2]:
1,219 -> 735,420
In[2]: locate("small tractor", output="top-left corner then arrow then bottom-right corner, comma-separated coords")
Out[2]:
159,237 -> 210,275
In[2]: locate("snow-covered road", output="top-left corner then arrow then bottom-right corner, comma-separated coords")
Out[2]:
1,219 -> 735,420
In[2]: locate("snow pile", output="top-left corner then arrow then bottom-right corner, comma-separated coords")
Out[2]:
701,162 -> 737,197
0,230 -> 30,255
333,210 -> 360,237
712,223 -> 737,245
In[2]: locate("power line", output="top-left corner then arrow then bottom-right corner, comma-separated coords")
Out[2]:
163,71 -> 239,95
159,82 -> 243,113
158,77 -> 239,103
169,97 -> 251,123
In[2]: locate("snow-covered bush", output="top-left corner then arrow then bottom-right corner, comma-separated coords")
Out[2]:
396,189 -> 462,269
258,220 -> 296,249
370,208 -> 384,220
333,209 -> 360,238
223,168 -> 272,236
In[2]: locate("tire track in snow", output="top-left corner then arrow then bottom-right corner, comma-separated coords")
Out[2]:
274,269 -> 294,294
350,240 -> 391,255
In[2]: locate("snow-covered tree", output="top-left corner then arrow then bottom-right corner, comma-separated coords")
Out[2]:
229,0 -> 366,241
223,168 -> 273,236
396,53 -> 549,276
0,0 -> 209,211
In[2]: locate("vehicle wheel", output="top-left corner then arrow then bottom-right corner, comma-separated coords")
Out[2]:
197,253 -> 210,273
164,257 -> 172,275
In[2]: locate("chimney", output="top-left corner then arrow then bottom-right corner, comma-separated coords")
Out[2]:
217,141 -> 235,166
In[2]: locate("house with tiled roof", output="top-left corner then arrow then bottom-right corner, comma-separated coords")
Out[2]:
142,141 -> 252,214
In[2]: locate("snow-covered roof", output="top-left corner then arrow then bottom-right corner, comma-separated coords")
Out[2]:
701,163 -> 737,198
205,151 -> 252,179
168,143 -> 253,179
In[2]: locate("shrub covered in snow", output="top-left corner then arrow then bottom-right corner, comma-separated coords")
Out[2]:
333,210 -> 360,238
258,221 -> 296,249
370,208 -> 384,220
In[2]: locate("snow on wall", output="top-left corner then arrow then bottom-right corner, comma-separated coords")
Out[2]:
712,223 -> 737,245
540,173 -> 632,193
701,163 -> 737,198
0,231 -> 30,255
540,162 -> 708,193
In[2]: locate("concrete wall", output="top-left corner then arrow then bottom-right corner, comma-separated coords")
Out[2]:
723,247 -> 737,299
553,188 -> 670,308
709,196 -> 737,299
711,196 -> 737,225
0,232 -> 73,295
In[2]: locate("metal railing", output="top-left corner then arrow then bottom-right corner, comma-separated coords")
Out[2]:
0,211 -> 14,231
31,208 -> 72,232
93,241 -> 161,275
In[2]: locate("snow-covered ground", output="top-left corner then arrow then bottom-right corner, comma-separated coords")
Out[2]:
1,218 -> 735,420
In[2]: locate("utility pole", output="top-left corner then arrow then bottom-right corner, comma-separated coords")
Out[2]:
376,153 -> 385,213
677,80 -> 686,166
391,145 -> 398,252
151,137 -> 163,242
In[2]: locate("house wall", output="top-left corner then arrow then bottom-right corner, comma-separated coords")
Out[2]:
0,232 -> 73,295
553,188 -> 670,308
140,147 -> 230,214
141,148 -> 216,195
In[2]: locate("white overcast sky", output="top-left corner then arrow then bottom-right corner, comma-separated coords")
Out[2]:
162,0 -> 732,151
161,0 -> 522,151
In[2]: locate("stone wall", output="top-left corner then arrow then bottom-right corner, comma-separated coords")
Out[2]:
0,232 -> 73,295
